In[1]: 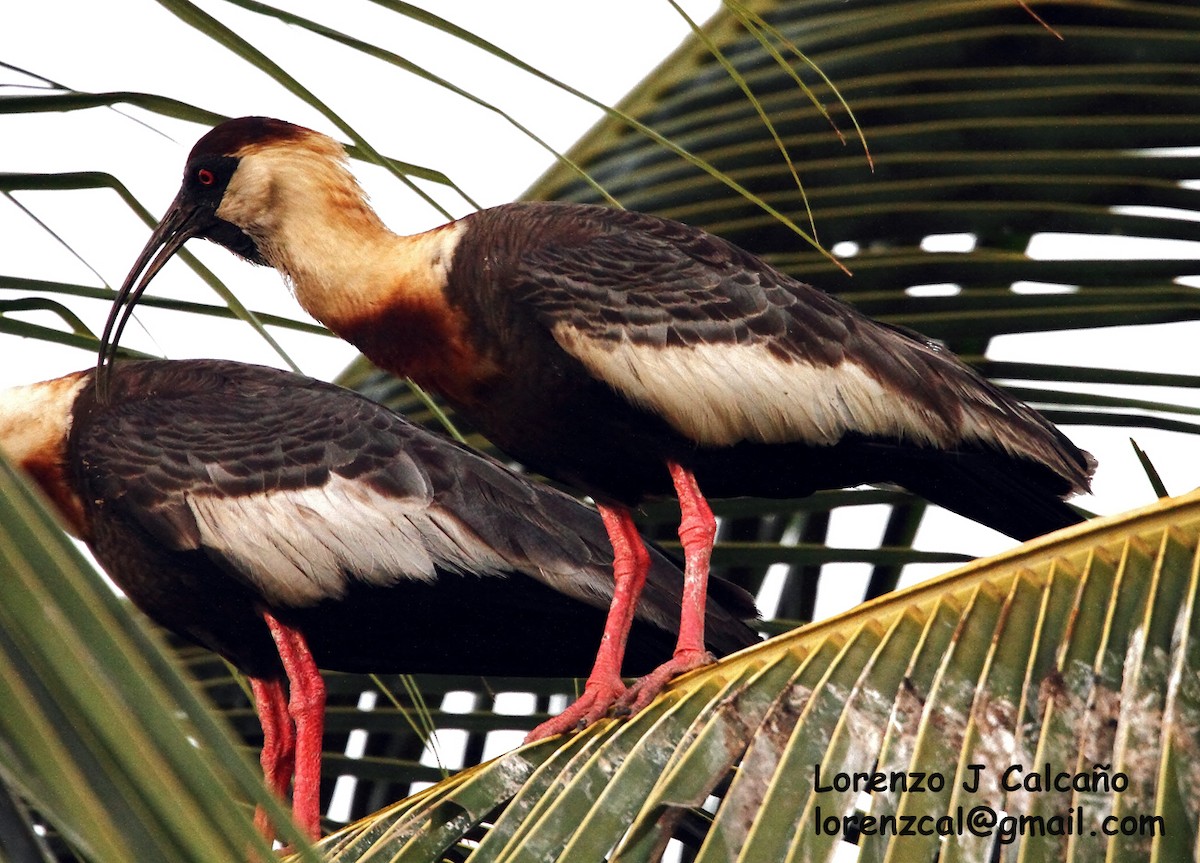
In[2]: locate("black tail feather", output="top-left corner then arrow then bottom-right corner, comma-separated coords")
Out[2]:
886,448 -> 1086,542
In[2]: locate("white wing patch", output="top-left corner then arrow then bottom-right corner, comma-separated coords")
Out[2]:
187,473 -> 513,607
553,326 -> 1028,455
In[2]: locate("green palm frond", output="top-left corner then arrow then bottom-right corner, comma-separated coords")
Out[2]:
0,454 -> 313,862
304,488 -> 1200,862
526,0 -> 1200,417
8,441 -> 1200,861
2,1 -> 1200,858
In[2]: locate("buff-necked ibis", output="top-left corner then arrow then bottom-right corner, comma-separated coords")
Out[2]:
100,117 -> 1094,740
0,358 -> 759,840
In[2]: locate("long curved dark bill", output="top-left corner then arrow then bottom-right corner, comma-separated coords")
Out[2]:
96,192 -> 202,401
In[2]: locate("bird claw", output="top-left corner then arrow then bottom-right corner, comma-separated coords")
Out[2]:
524,649 -> 718,740
614,649 -> 716,715
524,677 -> 627,743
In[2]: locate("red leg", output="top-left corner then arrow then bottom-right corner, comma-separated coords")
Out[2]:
263,611 -> 325,841
525,504 -> 651,742
250,676 -> 295,842
616,461 -> 717,713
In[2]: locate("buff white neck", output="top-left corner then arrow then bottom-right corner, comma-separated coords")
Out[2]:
214,136 -> 466,332
0,370 -> 89,536
0,372 -> 86,469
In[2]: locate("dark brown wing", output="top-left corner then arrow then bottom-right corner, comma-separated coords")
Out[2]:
469,202 -> 1092,492
71,359 -> 759,651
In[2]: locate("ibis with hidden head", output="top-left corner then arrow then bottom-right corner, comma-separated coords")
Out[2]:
100,116 -> 1095,740
0,358 -> 759,841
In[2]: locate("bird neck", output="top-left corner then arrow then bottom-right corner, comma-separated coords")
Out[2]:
220,144 -> 463,331
220,145 -> 492,398
0,372 -> 90,538
270,208 -> 492,403
283,219 -> 467,338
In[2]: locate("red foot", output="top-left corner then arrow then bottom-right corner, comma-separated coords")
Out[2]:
263,611 -> 325,843
525,504 -> 651,743
524,674 -> 627,742
614,648 -> 716,715
250,677 -> 295,844
606,461 -> 718,717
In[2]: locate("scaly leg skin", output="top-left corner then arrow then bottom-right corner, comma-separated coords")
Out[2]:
524,504 -> 651,742
250,676 -> 295,843
616,461 -> 717,714
263,611 -> 326,842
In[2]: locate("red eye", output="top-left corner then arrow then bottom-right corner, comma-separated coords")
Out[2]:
197,168 -> 216,186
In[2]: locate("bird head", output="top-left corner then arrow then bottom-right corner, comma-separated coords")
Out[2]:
97,117 -> 367,394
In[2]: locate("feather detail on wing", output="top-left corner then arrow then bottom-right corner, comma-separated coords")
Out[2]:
493,202 -> 1091,491
186,474 -> 512,606
71,359 -> 745,634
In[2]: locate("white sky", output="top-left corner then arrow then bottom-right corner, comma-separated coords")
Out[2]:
3,0 -> 1200,608
2,0 -> 724,380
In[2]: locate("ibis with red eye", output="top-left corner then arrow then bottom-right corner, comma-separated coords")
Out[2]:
1,359 -> 758,840
100,117 -> 1095,741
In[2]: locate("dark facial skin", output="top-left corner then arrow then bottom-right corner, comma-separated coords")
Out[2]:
179,154 -> 266,264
